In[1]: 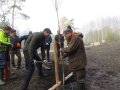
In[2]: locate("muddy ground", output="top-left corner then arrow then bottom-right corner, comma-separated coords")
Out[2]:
0,41 -> 120,90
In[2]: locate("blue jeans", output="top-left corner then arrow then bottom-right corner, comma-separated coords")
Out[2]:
0,52 -> 5,69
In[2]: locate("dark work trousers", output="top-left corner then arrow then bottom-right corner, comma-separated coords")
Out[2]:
10,50 -> 21,68
23,50 -> 29,70
45,45 -> 50,62
22,51 -> 42,90
73,68 -> 86,84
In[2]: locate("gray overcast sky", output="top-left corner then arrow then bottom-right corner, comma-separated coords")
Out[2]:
14,0 -> 120,35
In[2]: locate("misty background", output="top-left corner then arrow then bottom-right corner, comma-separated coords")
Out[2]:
1,0 -> 120,44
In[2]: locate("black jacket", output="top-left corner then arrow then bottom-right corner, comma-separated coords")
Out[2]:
24,32 -> 45,60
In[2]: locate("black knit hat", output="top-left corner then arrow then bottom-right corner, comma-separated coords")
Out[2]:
44,28 -> 52,34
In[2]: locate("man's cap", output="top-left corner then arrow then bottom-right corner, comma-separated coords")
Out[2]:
44,28 -> 52,34
64,29 -> 73,34
63,25 -> 73,34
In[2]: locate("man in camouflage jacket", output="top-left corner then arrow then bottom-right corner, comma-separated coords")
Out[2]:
61,28 -> 87,90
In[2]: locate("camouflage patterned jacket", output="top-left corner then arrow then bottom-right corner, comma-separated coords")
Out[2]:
61,35 -> 87,71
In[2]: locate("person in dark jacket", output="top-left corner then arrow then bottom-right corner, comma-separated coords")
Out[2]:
10,30 -> 21,69
45,35 -> 52,62
61,28 -> 87,90
55,30 -> 64,59
22,28 -> 52,90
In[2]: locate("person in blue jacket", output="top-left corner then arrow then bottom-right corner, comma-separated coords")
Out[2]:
20,31 -> 32,43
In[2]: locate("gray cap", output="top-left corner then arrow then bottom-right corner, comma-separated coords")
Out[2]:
63,29 -> 73,34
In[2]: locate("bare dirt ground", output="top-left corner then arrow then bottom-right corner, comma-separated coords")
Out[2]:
86,41 -> 120,90
0,41 -> 120,90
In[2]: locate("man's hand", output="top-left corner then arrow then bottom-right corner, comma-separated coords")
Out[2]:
58,42 -> 61,44
60,48 -> 63,52
59,55 -> 63,61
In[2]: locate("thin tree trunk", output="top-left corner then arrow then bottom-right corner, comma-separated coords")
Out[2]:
12,0 -> 16,28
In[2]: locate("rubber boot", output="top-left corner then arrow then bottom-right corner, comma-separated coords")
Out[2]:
0,69 -> 6,85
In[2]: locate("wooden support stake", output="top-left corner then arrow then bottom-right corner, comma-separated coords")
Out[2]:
65,72 -> 73,81
49,72 -> 73,90
48,81 -> 61,90
53,42 -> 60,90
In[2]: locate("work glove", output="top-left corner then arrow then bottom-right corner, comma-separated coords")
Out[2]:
33,60 -> 37,64
43,60 -> 48,63
46,43 -> 49,45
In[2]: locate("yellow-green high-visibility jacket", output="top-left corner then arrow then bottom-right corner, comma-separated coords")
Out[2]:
0,29 -> 11,51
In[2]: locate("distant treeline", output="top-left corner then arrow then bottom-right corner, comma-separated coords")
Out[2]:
84,17 -> 120,43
